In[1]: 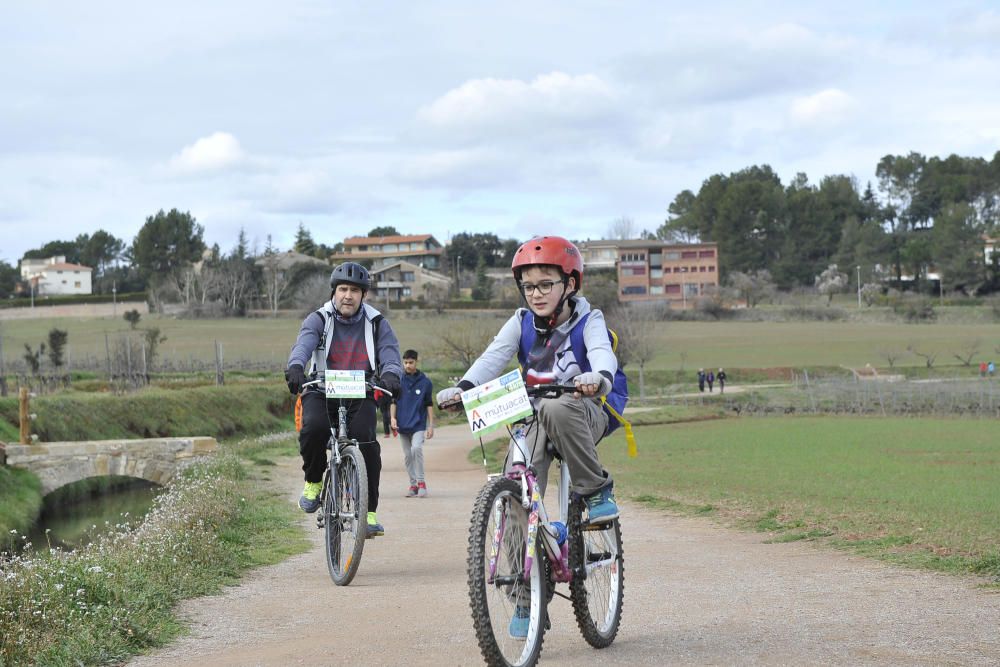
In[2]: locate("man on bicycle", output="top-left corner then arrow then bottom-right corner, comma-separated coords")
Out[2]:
285,261 -> 402,537
437,236 -> 619,523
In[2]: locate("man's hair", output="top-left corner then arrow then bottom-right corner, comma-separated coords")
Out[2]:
403,349 -> 419,360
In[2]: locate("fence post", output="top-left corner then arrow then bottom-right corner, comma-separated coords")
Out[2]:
19,386 -> 30,444
803,369 -> 817,412
215,340 -> 225,386
0,334 -> 6,397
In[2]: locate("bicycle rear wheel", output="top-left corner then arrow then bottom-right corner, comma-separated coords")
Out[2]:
325,444 -> 368,586
467,477 -> 547,667
568,496 -> 624,647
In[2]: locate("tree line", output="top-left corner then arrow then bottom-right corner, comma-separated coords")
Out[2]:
4,150 -> 999,306
660,151 -> 1000,294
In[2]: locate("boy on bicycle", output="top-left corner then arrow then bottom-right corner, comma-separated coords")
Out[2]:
285,262 -> 402,537
437,236 -> 619,523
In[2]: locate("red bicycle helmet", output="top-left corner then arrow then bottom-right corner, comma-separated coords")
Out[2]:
511,236 -> 583,290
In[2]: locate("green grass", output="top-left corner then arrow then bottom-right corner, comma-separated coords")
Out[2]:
0,434 -> 309,666
0,466 -> 43,535
601,416 -> 1000,579
2,311 -> 997,372
0,385 -> 294,442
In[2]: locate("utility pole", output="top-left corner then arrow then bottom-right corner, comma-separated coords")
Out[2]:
856,265 -> 862,308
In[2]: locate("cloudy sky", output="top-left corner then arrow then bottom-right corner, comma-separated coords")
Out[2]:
3,1 -> 1000,265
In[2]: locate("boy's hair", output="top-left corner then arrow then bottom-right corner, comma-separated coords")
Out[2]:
403,349 -> 419,360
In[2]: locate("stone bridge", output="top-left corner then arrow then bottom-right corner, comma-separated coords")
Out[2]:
3,437 -> 217,495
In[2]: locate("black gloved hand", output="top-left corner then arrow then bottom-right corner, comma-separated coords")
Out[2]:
284,365 -> 305,395
380,372 -> 401,398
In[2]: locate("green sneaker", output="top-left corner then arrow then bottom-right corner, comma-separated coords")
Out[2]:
298,481 -> 322,513
366,511 -> 384,538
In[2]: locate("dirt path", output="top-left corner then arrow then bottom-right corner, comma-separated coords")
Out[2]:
130,425 -> 1000,666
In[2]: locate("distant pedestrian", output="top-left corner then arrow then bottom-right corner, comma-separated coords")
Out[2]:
980,361 -> 988,378
717,368 -> 727,394
989,361 -> 996,378
706,370 -> 715,393
697,368 -> 706,392
391,349 -> 434,498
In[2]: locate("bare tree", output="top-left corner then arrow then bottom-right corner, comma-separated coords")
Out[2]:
422,282 -> 449,314
606,216 -> 637,240
727,269 -> 775,308
815,264 -> 848,305
432,319 -> 496,368
952,339 -> 981,367
878,347 -> 906,368
907,343 -> 937,369
607,304 -> 658,400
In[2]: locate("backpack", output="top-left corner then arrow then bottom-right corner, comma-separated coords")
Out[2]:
517,310 -> 637,457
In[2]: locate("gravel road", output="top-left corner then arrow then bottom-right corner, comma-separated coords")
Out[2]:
129,424 -> 1000,666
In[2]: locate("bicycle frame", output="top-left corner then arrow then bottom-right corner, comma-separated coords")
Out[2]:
489,421 -> 575,586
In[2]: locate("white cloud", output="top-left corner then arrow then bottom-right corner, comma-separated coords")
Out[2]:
169,132 -> 245,173
789,89 -> 857,126
418,72 -> 617,132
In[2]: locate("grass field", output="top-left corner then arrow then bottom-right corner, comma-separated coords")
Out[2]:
2,311 -> 997,372
598,416 -> 1000,578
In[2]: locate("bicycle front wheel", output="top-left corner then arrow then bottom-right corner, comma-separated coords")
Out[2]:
325,444 -> 368,586
568,496 -> 624,647
467,476 -> 547,667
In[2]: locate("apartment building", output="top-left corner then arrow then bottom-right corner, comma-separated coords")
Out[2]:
615,240 -> 719,305
331,234 -> 444,271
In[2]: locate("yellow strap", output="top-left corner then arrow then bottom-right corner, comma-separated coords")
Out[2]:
601,397 -> 637,458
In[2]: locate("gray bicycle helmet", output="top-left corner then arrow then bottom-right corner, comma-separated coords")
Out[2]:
330,262 -> 371,291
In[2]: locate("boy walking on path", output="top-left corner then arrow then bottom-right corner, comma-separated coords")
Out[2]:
391,349 -> 434,497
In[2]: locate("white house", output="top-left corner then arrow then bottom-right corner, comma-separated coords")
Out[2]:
20,256 -> 93,296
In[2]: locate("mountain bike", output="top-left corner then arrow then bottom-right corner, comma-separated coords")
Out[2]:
442,383 -> 625,667
303,372 -> 391,586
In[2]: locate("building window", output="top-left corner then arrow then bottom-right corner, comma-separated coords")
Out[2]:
61,280 -> 67,284
383,244 -> 398,253
665,251 -> 681,261
402,271 -> 415,282
699,249 -> 716,258
57,270 -> 64,274
649,252 -> 662,267
699,266 -> 707,272
708,266 -> 715,272
621,285 -> 647,295
681,250 -> 697,259
650,269 -> 663,279
358,245 -> 368,252
620,252 -> 646,263
402,287 -> 412,297
650,285 -> 664,295
665,284 -> 681,294
623,266 -> 646,276
74,281 -> 81,288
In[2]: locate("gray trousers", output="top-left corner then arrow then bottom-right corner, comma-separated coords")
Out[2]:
510,394 -> 611,498
399,431 -> 426,485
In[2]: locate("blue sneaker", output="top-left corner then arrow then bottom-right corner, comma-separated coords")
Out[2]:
366,511 -> 384,538
298,481 -> 322,513
508,606 -> 530,639
586,485 -> 619,523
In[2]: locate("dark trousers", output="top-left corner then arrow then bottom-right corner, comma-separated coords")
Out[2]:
299,390 -> 382,512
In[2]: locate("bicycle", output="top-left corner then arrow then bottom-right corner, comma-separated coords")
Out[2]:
303,372 -> 391,586
442,382 -> 625,667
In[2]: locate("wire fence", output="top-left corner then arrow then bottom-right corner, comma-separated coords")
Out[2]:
664,374 -> 1000,418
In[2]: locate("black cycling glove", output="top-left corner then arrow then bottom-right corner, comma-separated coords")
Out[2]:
285,365 -> 305,395
380,372 -> 401,398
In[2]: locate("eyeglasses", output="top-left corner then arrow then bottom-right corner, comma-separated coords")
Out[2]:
520,280 -> 560,296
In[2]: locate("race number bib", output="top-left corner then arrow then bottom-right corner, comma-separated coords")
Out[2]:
461,370 -> 532,436
325,370 -> 366,399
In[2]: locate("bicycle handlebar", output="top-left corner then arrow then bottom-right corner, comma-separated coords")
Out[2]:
437,382 -> 581,410
300,376 -> 392,396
